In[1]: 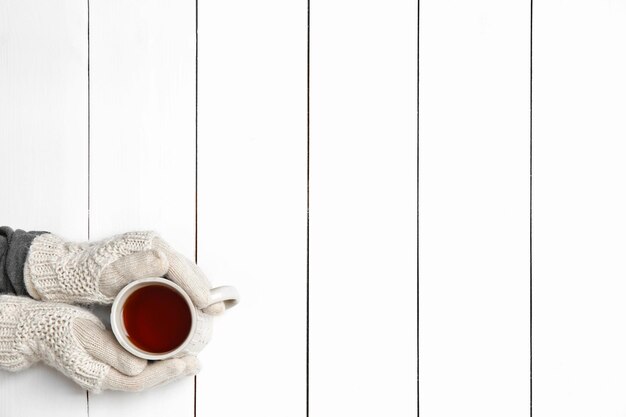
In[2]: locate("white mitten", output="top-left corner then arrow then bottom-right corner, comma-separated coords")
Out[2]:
0,295 -> 200,392
23,232 -> 225,314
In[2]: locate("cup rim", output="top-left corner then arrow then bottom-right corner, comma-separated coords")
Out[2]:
110,277 -> 197,360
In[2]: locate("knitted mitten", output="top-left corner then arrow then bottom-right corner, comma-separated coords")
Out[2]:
23,232 -> 225,314
0,295 -> 200,392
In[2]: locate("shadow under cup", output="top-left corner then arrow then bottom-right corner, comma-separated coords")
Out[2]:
111,278 -> 197,360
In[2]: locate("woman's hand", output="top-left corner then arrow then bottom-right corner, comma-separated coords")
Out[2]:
0,295 -> 200,392
23,232 -> 225,314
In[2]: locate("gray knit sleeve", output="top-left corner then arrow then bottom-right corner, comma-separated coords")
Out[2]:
0,227 -> 47,296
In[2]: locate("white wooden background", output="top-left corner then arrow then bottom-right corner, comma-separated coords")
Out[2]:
5,0 -> 626,416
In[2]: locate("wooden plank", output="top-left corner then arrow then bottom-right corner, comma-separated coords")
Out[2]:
309,0 -> 418,415
0,0 -> 88,416
533,1 -> 626,415
88,0 -> 195,415
420,1 -> 529,415
195,0 -> 307,415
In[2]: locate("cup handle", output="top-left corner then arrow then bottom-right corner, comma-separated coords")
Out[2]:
207,285 -> 240,310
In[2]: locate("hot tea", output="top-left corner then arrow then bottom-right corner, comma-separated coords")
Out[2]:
122,284 -> 192,354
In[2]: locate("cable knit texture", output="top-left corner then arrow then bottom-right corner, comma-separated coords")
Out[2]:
0,295 -> 110,392
24,232 -> 158,304
22,231 -> 227,316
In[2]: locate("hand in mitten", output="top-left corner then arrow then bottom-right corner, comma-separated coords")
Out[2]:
23,232 -> 226,314
0,295 -> 199,392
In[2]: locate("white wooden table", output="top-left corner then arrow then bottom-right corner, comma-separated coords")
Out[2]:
6,0 -> 624,416
0,0 -> 416,415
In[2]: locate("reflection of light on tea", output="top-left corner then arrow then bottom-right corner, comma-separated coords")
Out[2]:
122,284 -> 192,354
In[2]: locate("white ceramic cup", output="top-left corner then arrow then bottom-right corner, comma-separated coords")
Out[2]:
111,277 -> 239,360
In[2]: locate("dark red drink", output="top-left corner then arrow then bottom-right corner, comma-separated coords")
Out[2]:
122,284 -> 192,354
